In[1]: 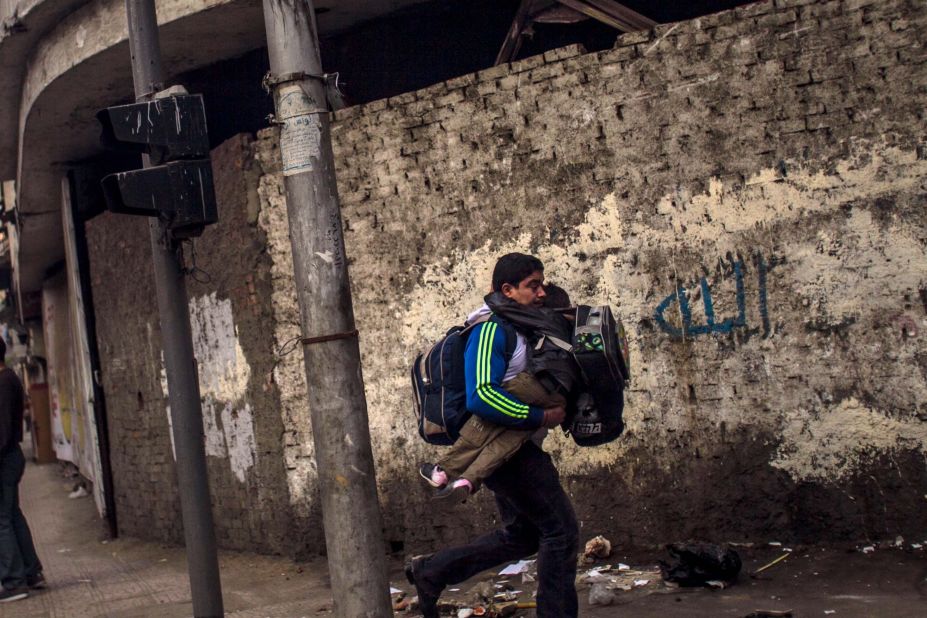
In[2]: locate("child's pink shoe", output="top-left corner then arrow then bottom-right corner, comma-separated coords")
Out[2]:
419,463 -> 448,489
434,478 -> 473,502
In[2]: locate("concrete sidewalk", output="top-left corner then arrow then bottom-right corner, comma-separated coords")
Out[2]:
2,456 -> 336,617
4,452 -> 927,617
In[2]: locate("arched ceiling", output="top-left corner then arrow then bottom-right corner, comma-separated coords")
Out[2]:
0,0 -> 431,291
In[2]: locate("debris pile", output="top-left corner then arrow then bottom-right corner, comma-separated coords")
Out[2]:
392,566 -> 538,617
394,536 -> 750,615
575,563 -> 660,606
582,535 -> 612,563
855,536 -> 926,553
394,535 -> 639,615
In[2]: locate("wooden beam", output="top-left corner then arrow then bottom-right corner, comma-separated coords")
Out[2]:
495,0 -> 552,65
556,0 -> 656,32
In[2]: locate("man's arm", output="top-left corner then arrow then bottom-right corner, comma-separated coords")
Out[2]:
464,321 -> 545,429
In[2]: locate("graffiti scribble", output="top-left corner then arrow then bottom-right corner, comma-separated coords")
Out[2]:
654,254 -> 772,339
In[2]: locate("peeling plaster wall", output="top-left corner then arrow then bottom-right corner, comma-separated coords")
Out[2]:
188,292 -> 256,484
251,0 -> 927,548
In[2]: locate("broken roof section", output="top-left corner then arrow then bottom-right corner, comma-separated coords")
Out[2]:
496,0 -> 657,64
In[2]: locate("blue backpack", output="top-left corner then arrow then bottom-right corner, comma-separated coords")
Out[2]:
411,315 -> 516,445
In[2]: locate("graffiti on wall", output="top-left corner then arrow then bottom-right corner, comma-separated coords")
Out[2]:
654,253 -> 778,339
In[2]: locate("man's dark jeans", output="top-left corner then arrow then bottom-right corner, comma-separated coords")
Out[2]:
0,445 -> 41,589
418,441 -> 579,616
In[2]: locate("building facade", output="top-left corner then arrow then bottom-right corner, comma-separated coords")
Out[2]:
2,0 -> 926,556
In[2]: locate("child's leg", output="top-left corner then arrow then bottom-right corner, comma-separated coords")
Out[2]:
454,425 -> 534,492
437,415 -> 507,478
503,372 -> 567,409
450,374 -> 564,492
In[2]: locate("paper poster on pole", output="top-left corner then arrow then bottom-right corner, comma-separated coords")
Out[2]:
277,84 -> 322,176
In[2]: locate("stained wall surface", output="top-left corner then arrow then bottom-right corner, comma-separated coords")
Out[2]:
254,0 -> 927,549
84,135 -> 315,554
86,0 -> 927,554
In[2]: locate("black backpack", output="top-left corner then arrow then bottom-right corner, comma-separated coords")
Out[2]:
410,315 -> 516,445
483,295 -> 631,448
567,305 -> 630,446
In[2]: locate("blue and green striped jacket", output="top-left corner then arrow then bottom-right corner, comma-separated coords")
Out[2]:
463,320 -> 545,429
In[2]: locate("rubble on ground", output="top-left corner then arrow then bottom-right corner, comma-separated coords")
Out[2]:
582,535 -> 612,563
393,548 -> 668,616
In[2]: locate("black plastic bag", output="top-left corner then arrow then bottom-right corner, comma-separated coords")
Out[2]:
659,542 -> 742,587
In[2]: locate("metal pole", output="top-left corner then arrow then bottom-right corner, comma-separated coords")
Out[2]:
124,2 -> 223,616
261,1 -> 392,616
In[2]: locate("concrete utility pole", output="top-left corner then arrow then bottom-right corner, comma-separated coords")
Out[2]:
261,1 -> 392,616
124,2 -> 223,615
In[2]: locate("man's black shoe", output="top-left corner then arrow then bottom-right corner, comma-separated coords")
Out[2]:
0,587 -> 28,603
27,572 -> 46,589
404,555 -> 439,618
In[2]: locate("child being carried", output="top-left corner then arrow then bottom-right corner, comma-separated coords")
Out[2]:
419,285 -> 573,502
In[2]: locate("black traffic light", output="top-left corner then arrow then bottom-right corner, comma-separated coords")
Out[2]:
97,93 -> 217,238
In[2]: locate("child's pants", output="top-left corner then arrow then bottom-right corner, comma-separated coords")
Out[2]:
438,373 -> 566,491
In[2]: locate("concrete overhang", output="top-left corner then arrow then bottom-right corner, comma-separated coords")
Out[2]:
0,0 -> 431,293
1,0 -> 92,179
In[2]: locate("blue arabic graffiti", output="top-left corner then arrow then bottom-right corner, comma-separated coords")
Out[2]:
654,254 -> 772,338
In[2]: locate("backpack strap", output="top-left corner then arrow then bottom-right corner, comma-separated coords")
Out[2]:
534,334 -> 572,352
458,313 -> 490,339
462,312 -> 518,362
489,315 -> 518,363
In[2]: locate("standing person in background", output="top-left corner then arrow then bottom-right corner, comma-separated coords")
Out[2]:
0,338 -> 44,602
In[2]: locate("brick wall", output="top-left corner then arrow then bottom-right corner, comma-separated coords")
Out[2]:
254,0 -> 927,549
85,213 -> 183,543
85,0 -> 927,555
85,135 -> 319,555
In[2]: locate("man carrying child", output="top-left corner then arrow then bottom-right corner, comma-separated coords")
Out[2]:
407,253 -> 579,618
